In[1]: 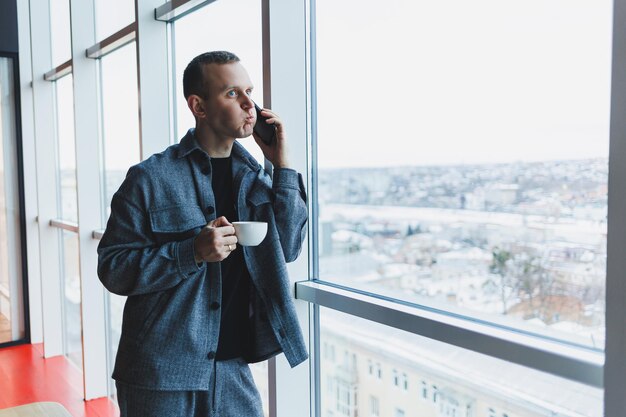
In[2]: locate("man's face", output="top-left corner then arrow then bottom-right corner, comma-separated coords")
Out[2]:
197,62 -> 256,140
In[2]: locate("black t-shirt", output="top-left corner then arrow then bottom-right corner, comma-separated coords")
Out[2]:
211,156 -> 251,360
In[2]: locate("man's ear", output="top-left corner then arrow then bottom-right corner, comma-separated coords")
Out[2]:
187,95 -> 206,119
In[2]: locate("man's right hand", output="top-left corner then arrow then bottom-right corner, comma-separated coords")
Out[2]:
193,216 -> 238,263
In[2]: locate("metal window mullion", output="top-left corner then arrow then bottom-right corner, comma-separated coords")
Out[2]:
262,0 -> 273,177
267,0 -> 312,416
29,0 -> 65,358
262,1 -> 277,415
166,22 -> 177,145
306,0 -> 320,415
96,58 -> 108,227
308,303 -> 320,417
16,0 -> 44,345
605,0 -> 626,413
296,280 -> 603,388
137,0 -> 172,159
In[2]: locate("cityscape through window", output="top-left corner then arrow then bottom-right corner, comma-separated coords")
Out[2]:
315,0 -> 611,415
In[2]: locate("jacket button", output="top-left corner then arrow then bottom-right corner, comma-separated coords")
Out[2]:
206,206 -> 215,215
210,302 -> 220,310
201,166 -> 210,175
207,351 -> 215,360
279,329 -> 286,338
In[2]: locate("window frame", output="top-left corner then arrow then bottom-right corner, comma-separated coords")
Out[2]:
297,281 -> 602,387
0,52 -> 30,349
604,0 -> 626,412
300,0 -> 626,416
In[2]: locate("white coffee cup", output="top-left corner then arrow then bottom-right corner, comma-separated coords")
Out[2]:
232,221 -> 268,246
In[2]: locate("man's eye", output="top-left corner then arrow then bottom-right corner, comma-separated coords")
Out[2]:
246,89 -> 252,96
227,90 -> 237,97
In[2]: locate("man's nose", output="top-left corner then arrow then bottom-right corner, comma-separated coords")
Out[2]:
241,95 -> 254,109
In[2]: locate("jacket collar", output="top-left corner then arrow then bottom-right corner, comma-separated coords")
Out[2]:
176,128 -> 261,173
175,129 -> 200,159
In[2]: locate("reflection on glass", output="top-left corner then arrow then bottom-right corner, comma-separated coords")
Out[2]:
54,74 -> 82,367
316,0 -> 611,349
100,41 -> 140,213
320,308 -> 602,417
100,41 -> 139,396
60,231 -> 82,368
55,74 -> 78,223
94,0 -> 135,41
49,0 -> 72,66
0,57 -> 25,344
107,292 -> 125,397
173,0 -> 265,164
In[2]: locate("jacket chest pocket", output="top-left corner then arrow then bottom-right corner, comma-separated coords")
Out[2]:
149,205 -> 207,243
246,187 -> 273,212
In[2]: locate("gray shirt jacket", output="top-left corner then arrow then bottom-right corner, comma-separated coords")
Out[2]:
97,129 -> 309,390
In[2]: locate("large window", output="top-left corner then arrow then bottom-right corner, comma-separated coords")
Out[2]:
315,0 -> 610,350
0,56 -> 25,345
54,74 -> 82,368
172,2 -> 268,414
320,308 -> 602,417
313,0 -> 611,415
99,41 -> 141,396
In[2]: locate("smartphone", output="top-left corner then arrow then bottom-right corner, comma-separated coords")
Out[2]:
253,102 -> 276,146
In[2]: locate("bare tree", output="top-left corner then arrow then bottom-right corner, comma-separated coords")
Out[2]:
489,247 -> 512,315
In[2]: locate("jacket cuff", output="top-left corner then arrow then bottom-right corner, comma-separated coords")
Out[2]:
273,168 -> 302,191
177,236 -> 203,277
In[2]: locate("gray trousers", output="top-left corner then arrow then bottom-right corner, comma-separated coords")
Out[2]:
116,357 -> 264,417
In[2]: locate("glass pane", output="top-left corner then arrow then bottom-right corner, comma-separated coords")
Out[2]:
60,231 -> 82,368
100,41 -> 140,214
173,3 -> 269,410
100,41 -> 139,396
49,0 -> 72,66
53,74 -> 82,367
0,57 -> 25,344
320,307 -> 602,417
107,292 -> 125,397
173,0 -> 265,164
250,361 -> 269,417
55,74 -> 78,223
94,0 -> 135,41
315,0 -> 611,349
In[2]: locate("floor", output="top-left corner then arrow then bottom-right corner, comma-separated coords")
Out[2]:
0,344 -> 119,417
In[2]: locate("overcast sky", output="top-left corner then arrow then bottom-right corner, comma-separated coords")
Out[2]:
315,0 -> 613,168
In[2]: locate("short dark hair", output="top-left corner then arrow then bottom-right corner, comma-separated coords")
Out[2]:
183,51 -> 240,99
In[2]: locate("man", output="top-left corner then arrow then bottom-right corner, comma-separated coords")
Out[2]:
97,51 -> 308,417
